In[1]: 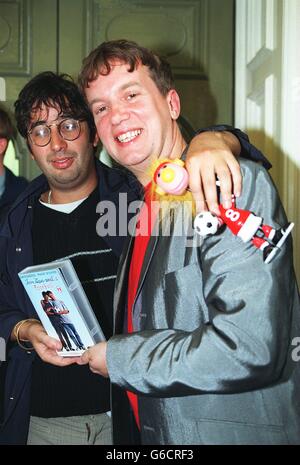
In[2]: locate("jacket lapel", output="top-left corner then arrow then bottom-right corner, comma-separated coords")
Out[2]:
113,212 -> 160,333
97,160 -> 142,257
134,232 -> 159,306
113,233 -> 135,333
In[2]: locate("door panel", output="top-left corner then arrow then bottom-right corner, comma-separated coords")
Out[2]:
58,0 -> 91,79
235,0 -> 283,190
235,0 -> 300,281
0,0 -> 57,179
1,0 -> 234,177
74,0 -> 234,131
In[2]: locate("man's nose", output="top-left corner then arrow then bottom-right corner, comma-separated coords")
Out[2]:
111,103 -> 130,125
49,127 -> 67,152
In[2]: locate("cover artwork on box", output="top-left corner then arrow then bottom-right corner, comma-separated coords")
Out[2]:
19,261 -> 104,356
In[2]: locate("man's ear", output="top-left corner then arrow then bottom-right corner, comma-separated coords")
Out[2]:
167,89 -> 181,120
0,138 -> 8,157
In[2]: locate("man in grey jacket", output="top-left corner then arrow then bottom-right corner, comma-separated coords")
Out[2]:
79,40 -> 300,444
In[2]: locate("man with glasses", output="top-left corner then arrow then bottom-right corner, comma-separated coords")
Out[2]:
0,70 -> 267,445
28,118 -> 82,147
0,72 -> 116,445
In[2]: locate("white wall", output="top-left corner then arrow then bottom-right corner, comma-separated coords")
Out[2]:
4,141 -> 19,176
280,0 -> 300,280
235,0 -> 300,282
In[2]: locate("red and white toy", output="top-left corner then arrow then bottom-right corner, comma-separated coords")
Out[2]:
152,159 -> 294,264
194,202 -> 294,264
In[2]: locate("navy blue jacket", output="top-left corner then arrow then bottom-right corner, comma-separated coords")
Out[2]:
0,168 -> 28,221
0,159 -> 138,444
0,128 -> 269,444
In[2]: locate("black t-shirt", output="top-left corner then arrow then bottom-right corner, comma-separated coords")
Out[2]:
30,188 -> 119,417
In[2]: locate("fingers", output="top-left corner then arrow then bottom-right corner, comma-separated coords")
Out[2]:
200,163 -> 223,215
215,158 -> 243,210
194,198 -> 208,214
33,332 -> 69,366
30,328 -> 80,366
212,164 -> 233,210
77,349 -> 99,374
185,150 -> 243,215
76,343 -> 108,377
36,332 -> 62,351
187,159 -> 220,215
43,351 -> 79,366
34,342 -> 78,366
77,349 -> 90,365
227,158 -> 242,199
188,180 -> 207,214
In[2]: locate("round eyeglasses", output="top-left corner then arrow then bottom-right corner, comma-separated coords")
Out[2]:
28,119 -> 82,147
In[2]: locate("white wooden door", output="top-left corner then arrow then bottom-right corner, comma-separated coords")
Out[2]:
235,0 -> 300,281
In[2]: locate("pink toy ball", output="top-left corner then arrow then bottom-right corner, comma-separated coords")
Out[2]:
153,159 -> 189,196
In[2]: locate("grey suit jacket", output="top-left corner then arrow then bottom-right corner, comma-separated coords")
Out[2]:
107,159 -> 300,445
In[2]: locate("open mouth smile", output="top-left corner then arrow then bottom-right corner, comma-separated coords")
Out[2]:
115,129 -> 142,143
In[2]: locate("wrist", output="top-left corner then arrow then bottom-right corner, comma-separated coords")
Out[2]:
13,319 -> 41,342
189,131 -> 223,149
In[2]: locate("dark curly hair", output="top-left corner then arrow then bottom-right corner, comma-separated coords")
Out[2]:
78,39 -> 174,96
14,71 -> 96,142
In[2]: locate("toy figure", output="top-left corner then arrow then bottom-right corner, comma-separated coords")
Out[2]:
152,158 -> 294,264
153,159 -> 189,196
194,203 -> 294,264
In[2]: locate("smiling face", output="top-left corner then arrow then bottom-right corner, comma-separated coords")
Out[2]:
28,104 -> 98,198
84,61 -> 184,184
